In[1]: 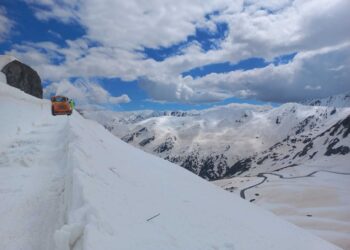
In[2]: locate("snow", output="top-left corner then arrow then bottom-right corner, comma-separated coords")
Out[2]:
214,159 -> 350,249
84,92 -> 350,248
0,81 -> 341,249
83,99 -> 350,182
303,92 -> 350,107
83,103 -> 276,163
0,82 -> 67,249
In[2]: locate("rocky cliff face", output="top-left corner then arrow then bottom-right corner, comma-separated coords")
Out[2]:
1,60 -> 42,99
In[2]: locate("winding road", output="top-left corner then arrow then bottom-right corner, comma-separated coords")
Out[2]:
240,168 -> 350,199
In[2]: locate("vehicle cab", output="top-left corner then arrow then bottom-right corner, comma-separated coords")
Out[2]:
51,95 -> 72,116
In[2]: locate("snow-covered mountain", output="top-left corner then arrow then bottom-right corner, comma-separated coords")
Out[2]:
1,79 -> 341,249
83,99 -> 350,181
303,92 -> 350,108
83,95 -> 350,248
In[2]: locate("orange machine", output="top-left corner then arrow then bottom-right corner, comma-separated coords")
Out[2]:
51,96 -> 72,116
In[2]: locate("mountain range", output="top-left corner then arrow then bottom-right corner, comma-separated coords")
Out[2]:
82,93 -> 350,248
82,93 -> 350,181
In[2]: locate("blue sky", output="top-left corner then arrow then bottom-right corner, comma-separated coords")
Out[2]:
0,0 -> 349,110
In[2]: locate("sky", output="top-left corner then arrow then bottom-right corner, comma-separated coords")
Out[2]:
0,0 -> 349,111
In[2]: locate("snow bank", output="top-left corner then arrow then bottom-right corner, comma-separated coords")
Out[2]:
0,83 -> 341,250
0,81 -> 49,147
63,114 -> 341,249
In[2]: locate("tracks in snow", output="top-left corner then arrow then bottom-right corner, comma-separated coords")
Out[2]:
0,116 -> 70,250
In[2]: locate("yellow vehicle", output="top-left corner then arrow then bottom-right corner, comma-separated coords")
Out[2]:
51,96 -> 72,116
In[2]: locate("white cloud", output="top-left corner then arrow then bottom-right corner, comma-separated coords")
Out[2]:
109,94 -> 131,104
147,42 -> 350,103
0,7 -> 13,42
305,85 -> 321,91
44,79 -> 131,109
24,0 -> 79,23
8,0 -> 350,104
24,0 -> 231,50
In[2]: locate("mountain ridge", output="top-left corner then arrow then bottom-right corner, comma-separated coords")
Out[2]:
83,98 -> 350,180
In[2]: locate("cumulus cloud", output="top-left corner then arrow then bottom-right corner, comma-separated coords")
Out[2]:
0,7 -> 13,42
24,0 -> 79,23
44,79 -> 131,109
8,0 -> 350,104
147,42 -> 350,103
24,0 -> 231,50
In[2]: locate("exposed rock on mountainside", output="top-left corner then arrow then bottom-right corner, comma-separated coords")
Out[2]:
83,97 -> 350,181
224,114 -> 350,178
1,60 -> 42,98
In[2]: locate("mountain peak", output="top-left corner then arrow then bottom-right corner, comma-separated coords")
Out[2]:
303,92 -> 350,108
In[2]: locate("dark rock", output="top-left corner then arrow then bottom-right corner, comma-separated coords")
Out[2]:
225,157 -> 253,177
169,111 -> 187,117
122,127 -> 148,143
199,154 -> 228,180
135,127 -> 147,137
103,125 -> 114,132
341,115 -> 350,138
154,137 -> 174,153
309,100 -> 321,106
275,117 -> 281,124
283,136 -> 290,142
269,142 -> 282,150
2,60 -> 42,98
225,187 -> 236,192
303,138 -> 311,144
309,152 -> 317,159
295,116 -> 315,135
257,155 -> 269,165
181,153 -> 200,174
315,115 -> 350,139
325,138 -> 350,156
139,136 -> 155,146
296,142 -> 314,158
121,134 -> 134,143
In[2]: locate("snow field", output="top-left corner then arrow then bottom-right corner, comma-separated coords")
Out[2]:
214,161 -> 350,249
0,81 -> 342,250
0,82 -> 69,249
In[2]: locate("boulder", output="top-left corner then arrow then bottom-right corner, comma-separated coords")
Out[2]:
1,60 -> 43,98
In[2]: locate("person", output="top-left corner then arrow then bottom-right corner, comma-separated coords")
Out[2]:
69,99 -> 75,110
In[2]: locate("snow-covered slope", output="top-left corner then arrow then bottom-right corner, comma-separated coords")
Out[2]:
304,92 -> 350,108
0,81 -> 341,249
83,97 -> 350,248
83,101 -> 350,181
83,104 -> 275,180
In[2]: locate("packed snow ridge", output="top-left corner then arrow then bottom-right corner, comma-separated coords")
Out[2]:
0,81 -> 342,249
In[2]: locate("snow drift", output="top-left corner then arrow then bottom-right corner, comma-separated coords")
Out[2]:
0,80 -> 341,250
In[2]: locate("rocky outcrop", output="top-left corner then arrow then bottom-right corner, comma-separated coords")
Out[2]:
1,60 -> 42,98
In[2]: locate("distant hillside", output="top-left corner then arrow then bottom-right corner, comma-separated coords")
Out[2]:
83,99 -> 350,181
